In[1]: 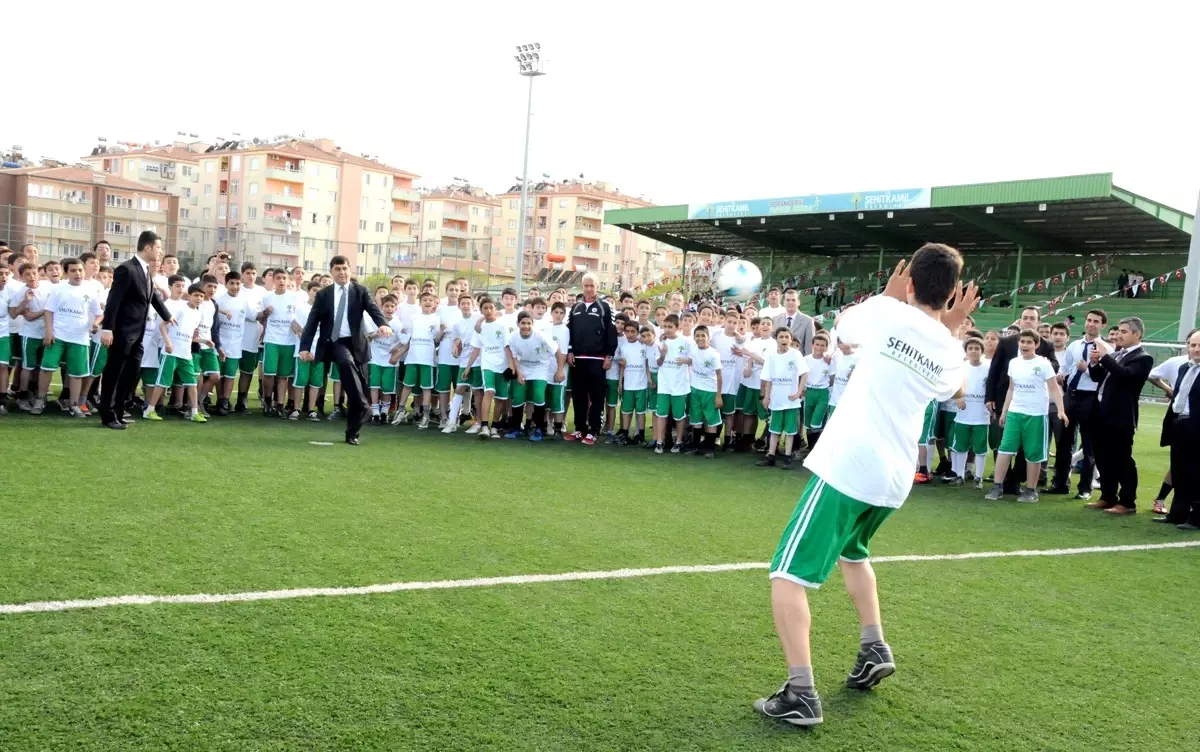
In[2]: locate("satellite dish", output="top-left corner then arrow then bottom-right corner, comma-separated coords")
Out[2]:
252,137 -> 261,145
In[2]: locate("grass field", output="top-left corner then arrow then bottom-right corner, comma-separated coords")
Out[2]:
2,404 -> 1198,751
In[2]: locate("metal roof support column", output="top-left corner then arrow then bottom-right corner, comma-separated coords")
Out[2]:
1011,245 -> 1024,309
1179,191 -> 1200,340
766,247 -> 775,287
876,247 -> 885,293
681,248 -> 689,299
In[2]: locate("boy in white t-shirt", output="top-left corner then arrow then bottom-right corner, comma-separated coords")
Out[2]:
948,337 -> 991,488
756,247 -> 975,728
757,327 -> 809,469
652,314 -> 691,454
257,273 -> 298,415
233,264 -> 264,413
194,275 -> 222,415
505,311 -> 559,441
737,317 -> 775,450
145,284 -> 208,423
12,263 -> 48,408
985,329 -> 1067,502
442,294 -> 482,434
214,272 -> 257,415
0,265 -> 10,413
711,310 -> 746,451
434,282 -> 463,427
462,296 -> 510,439
802,331 -> 836,450
545,301 -> 572,437
687,325 -> 724,458
288,282 -> 324,421
615,320 -> 649,445
32,258 -> 103,416
367,295 -> 407,424
394,291 -> 443,428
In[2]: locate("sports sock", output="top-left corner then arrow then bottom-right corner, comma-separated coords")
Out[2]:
861,624 -> 884,645
973,455 -> 986,480
446,394 -> 463,426
951,451 -> 968,479
808,430 -> 821,448
481,420 -> 489,429
371,403 -> 380,416
1157,482 -> 1173,501
532,405 -> 546,428
787,665 -> 814,693
918,465 -> 929,475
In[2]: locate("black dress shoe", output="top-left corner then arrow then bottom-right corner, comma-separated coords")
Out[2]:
104,420 -> 127,430
1152,516 -> 1182,524
1177,523 -> 1200,531
1045,486 -> 1071,495
345,436 -> 360,446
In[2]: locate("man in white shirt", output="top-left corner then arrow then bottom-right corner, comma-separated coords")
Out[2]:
1048,308 -> 1106,498
755,245 -> 976,728
1156,328 -> 1200,529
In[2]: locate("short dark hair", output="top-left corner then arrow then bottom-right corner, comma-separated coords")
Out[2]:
330,255 -> 350,269
813,332 -> 830,343
964,336 -> 984,351
663,313 -> 680,327
18,263 -> 35,276
517,311 -> 532,323
8,252 -> 25,266
375,286 -> 389,294
1021,305 -> 1041,320
137,230 -> 158,252
306,281 -> 322,291
168,274 -> 188,286
241,261 -> 257,273
774,326 -> 792,339
187,283 -> 205,295
750,316 -> 764,327
908,243 -> 963,309
61,257 -> 82,272
623,320 -> 638,330
768,285 -> 783,294
419,291 -> 436,301
98,265 -> 113,275
502,287 -> 518,298
381,294 -> 399,305
693,324 -> 710,336
92,240 -> 110,251
529,297 -> 546,308
1051,322 -> 1070,334
225,271 -> 241,283
1085,308 -> 1108,324
201,274 -> 219,285
1018,328 -> 1041,344
551,301 -> 566,313
404,279 -> 419,289
79,251 -> 97,264
478,295 -> 496,309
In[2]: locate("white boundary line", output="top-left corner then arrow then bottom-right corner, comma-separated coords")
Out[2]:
3,540 -> 1198,616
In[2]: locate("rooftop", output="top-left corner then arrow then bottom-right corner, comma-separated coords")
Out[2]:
4,166 -> 171,194
499,179 -> 653,207
82,144 -> 204,163
203,138 -> 419,180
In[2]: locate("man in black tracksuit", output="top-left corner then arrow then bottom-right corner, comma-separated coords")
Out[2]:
566,274 -> 617,443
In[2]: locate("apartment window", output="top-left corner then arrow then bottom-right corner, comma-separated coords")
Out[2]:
204,184 -> 213,196
375,222 -> 384,232
249,158 -> 259,171
484,208 -> 492,218
325,215 -> 333,226
105,194 -> 133,209
103,220 -> 124,234
229,204 -> 239,220
217,205 -> 226,220
249,182 -> 258,195
536,218 -> 546,229
359,220 -> 367,230
201,208 -> 213,220
178,229 -> 189,241
524,218 -> 531,229
508,219 -> 517,230
472,206 -> 480,216
311,212 -> 318,224
307,188 -> 319,201
229,180 -> 239,195
382,176 -> 389,187
325,240 -> 335,251
309,163 -> 320,177
506,238 -> 516,248
509,199 -> 518,209
363,173 -> 371,185
304,237 -> 315,249
377,198 -> 386,209
556,238 -> 565,251
328,191 -> 337,202
535,237 -> 545,250
247,207 -> 257,220
602,263 -> 608,272
374,244 -> 382,255
428,220 -> 436,230
180,208 -> 190,219
560,199 -> 568,209
332,168 -> 338,180
180,187 -> 192,198
470,224 -> 478,234
356,266 -> 364,276
26,183 -> 41,197
205,161 -> 215,173
358,243 -> 366,254
614,244 -> 621,255
26,211 -> 51,228
231,156 -> 241,171
603,243 -> 609,253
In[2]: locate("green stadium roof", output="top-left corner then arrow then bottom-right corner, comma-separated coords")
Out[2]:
605,173 -> 1193,259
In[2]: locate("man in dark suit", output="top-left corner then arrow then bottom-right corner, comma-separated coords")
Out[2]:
772,288 -> 815,356
986,306 -> 1060,494
298,255 -> 391,445
98,231 -> 175,430
1155,328 -> 1200,530
1085,316 -> 1154,515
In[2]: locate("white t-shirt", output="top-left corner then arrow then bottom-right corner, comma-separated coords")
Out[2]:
292,299 -> 316,351
804,296 -> 965,508
711,330 -> 745,396
762,348 -> 808,411
261,291 -> 299,346
196,299 -> 216,350
437,304 -> 463,366
656,336 -> 692,396
5,281 -> 26,336
1150,354 -> 1189,390
141,311 -> 161,369
47,282 -> 102,345
956,361 -> 991,425
498,310 -> 520,339
689,343 -> 723,393
829,349 -> 859,406
471,319 -> 510,372
397,301 -> 420,332
165,303 -> 202,360
237,284 -> 266,352
453,313 -> 482,368
1007,355 -> 1055,416
617,338 -> 649,390
508,331 -> 558,382
740,337 -> 772,389
405,312 -> 441,366
20,284 -> 51,340
804,353 -> 835,391
90,287 -> 112,345
368,314 -> 405,367
548,322 -> 571,385
214,292 -> 255,359
759,304 -> 786,320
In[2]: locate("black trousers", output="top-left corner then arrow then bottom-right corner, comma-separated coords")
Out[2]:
329,339 -> 369,439
570,358 -> 606,436
99,339 -> 143,424
1054,391 -> 1097,492
1166,422 -> 1199,524
1094,423 -> 1137,508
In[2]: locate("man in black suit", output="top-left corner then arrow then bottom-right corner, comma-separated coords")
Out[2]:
1155,328 -> 1200,530
1085,316 -> 1154,515
298,255 -> 391,445
98,231 -> 175,430
986,306 -> 1060,494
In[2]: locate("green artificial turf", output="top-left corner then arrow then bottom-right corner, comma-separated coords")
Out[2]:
1,405 -> 1195,750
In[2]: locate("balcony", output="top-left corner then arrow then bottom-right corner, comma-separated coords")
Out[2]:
442,207 -> 470,221
391,187 -> 420,202
264,193 -> 303,208
390,211 -> 416,224
188,196 -> 198,206
440,226 -> 469,239
573,245 -> 600,258
262,215 -> 298,231
265,166 -> 305,183
186,171 -> 199,183
576,203 -> 604,218
573,225 -> 602,240
389,233 -> 416,245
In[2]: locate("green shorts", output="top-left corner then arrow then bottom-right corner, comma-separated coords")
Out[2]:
458,366 -> 483,389
403,363 -> 435,390
606,378 -> 620,408
88,342 -> 108,377
646,383 -> 658,414
436,364 -> 459,393
770,474 -> 895,588
369,364 -> 399,394
482,368 -> 510,399
329,362 -> 340,383
951,422 -> 990,455
804,387 -> 830,431
918,401 -> 939,444
239,348 -> 261,374
193,349 -> 220,376
737,384 -> 766,419
220,355 -> 241,379
40,340 -> 89,378
621,387 -> 648,415
511,378 -> 546,408
547,383 -> 568,413
0,336 -> 11,368
769,407 -> 800,436
294,358 -> 326,390
22,336 -> 44,366
142,367 -> 158,389
262,343 -> 295,378
937,409 -> 957,441
155,354 -> 197,388
720,391 -> 739,416
7,333 -> 18,365
656,392 -> 688,421
689,388 -> 721,427
988,417 -> 1002,451
998,411 -> 1049,464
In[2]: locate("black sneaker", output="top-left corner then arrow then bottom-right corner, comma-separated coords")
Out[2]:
756,455 -> 777,468
753,683 -> 823,726
846,642 -> 896,690
780,456 -> 794,470
233,402 -> 248,414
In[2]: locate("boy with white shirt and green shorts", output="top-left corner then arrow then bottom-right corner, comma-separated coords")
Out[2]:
756,245 -> 976,728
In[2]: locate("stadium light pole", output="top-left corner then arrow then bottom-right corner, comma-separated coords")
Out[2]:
513,43 -> 545,297
1179,189 -> 1200,341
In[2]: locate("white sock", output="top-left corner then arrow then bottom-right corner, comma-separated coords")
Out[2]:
371,403 -> 380,415
974,455 -> 986,479
951,451 -> 968,479
447,393 -> 463,425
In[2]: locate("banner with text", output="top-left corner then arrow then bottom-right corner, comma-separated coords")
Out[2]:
688,187 -> 931,220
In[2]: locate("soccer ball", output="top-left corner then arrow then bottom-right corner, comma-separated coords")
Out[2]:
715,259 -> 763,301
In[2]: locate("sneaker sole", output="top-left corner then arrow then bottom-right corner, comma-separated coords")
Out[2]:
753,699 -> 823,726
847,661 -> 895,690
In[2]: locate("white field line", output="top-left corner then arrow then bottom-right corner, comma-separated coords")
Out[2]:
3,540 -> 1199,616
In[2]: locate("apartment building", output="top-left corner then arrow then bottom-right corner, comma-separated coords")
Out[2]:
494,180 -> 673,288
0,166 -> 179,262
81,141 -> 206,201
416,187 -> 501,266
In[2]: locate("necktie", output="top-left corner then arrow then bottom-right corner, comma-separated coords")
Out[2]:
1174,363 -> 1196,415
1067,341 -> 1091,391
787,316 -> 793,327
333,285 -> 347,340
